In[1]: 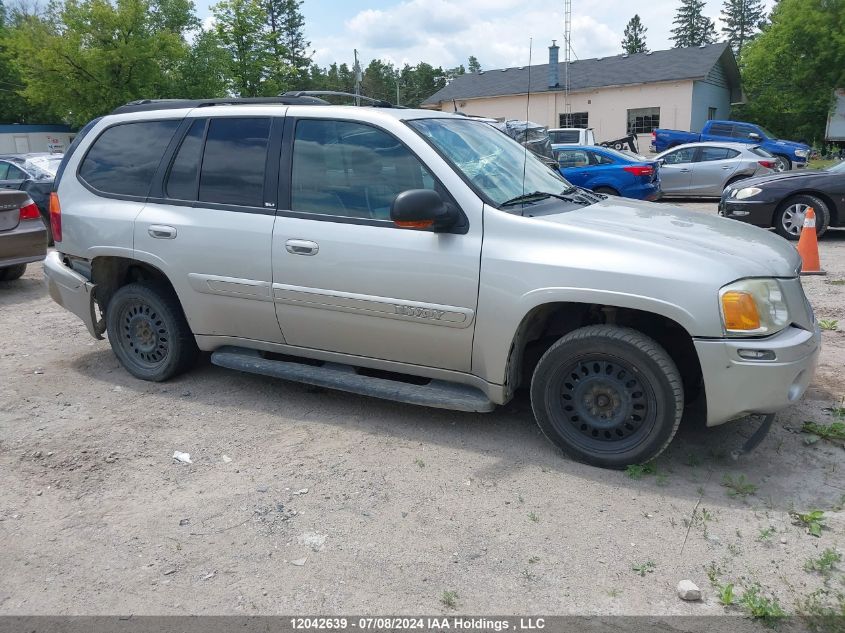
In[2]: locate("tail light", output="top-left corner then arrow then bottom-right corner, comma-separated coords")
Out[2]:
49,192 -> 62,242
758,160 -> 776,169
19,200 -> 40,221
623,165 -> 655,177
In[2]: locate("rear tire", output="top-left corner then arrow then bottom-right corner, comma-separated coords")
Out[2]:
105,281 -> 198,382
775,194 -> 830,240
593,186 -> 618,196
0,264 -> 26,281
530,325 -> 684,469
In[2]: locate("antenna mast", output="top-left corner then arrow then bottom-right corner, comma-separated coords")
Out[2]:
353,49 -> 362,106
563,0 -> 572,123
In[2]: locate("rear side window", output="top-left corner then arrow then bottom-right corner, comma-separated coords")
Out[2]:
550,130 -> 580,143
589,152 -> 615,165
708,123 -> 733,136
699,147 -> 739,161
79,120 -> 179,196
198,118 -> 271,207
166,119 -> 206,200
750,146 -> 773,158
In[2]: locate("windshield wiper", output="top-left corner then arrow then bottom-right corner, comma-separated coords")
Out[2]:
500,190 -> 582,207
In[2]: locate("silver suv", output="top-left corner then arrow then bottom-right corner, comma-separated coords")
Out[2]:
44,97 -> 821,468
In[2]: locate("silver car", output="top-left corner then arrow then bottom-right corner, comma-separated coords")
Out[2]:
655,142 -> 776,197
43,99 -> 820,469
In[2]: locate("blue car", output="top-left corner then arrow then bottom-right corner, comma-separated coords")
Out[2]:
552,144 -> 662,201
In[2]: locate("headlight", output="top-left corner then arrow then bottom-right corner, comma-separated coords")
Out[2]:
735,187 -> 762,200
794,149 -> 809,158
719,279 -> 790,336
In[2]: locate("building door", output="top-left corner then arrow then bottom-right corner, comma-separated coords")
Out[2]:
13,136 -> 29,153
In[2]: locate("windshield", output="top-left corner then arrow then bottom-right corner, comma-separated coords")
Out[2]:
409,118 -> 572,207
827,161 -> 845,174
23,155 -> 62,180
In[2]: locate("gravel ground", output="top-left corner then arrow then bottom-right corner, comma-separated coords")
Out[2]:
1,201 -> 843,621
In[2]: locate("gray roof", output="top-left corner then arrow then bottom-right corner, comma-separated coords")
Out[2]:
424,42 -> 738,105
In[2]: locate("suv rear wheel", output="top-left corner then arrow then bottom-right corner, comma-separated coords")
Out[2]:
105,281 -> 198,381
530,325 -> 683,468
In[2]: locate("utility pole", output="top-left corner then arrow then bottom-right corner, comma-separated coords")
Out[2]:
353,49 -> 362,106
563,0 -> 572,124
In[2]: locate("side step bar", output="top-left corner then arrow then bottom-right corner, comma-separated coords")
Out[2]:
210,346 -> 496,413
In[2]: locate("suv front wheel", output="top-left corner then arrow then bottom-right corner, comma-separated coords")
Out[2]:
105,281 -> 199,382
530,325 -> 683,469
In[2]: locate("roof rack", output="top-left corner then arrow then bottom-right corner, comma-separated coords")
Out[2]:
282,91 -> 402,108
110,95 -> 330,115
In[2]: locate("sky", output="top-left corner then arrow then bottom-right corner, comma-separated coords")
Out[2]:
194,0 -> 777,71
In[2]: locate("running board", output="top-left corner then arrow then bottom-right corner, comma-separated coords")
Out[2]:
210,346 -> 495,413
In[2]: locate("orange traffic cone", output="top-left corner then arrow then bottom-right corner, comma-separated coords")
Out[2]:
796,207 -> 825,276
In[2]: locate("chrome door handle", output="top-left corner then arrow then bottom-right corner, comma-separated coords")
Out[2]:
721,165 -> 732,169
285,239 -> 319,256
679,168 -> 691,173
148,225 -> 177,239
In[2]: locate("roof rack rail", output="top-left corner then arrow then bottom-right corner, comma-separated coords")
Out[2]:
281,90 -> 403,108
110,95 -> 330,115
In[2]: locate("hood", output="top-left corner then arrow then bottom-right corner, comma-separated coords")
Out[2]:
771,138 -> 810,150
726,169 -> 826,189
536,198 -> 801,278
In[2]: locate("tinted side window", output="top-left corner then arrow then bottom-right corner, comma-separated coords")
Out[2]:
199,118 -> 271,207
589,152 -> 615,165
291,119 -> 436,221
732,125 -> 757,139
79,120 -> 179,196
708,123 -> 733,136
699,147 -> 732,161
166,119 -> 205,200
0,162 -> 9,179
663,148 -> 697,164
7,164 -> 27,179
550,130 -> 580,143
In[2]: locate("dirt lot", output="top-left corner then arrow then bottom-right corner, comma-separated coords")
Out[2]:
1,201 -> 844,621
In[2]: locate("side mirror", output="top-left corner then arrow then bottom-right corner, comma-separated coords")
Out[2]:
748,132 -> 761,141
390,189 -> 457,231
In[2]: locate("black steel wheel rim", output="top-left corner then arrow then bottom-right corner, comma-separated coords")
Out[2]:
118,300 -> 169,368
548,355 -> 657,453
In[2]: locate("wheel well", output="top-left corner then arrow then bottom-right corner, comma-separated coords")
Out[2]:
725,175 -> 749,187
505,302 -> 702,402
772,190 -> 839,227
90,257 -> 177,317
593,186 -> 619,195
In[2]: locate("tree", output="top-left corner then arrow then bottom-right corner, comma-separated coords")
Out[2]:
467,55 -> 481,73
720,0 -> 765,56
278,0 -> 310,88
670,0 -> 717,47
9,0 -> 192,126
736,0 -> 845,144
174,29 -> 230,98
621,14 -> 649,53
212,0 -> 268,96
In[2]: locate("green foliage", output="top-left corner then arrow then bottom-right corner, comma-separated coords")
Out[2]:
796,588 -> 845,632
671,0 -> 717,47
467,55 -> 481,73
720,0 -> 766,56
757,526 -> 775,542
804,548 -> 842,576
791,510 -> 827,537
632,560 -> 656,576
621,14 -> 649,54
736,0 -> 845,144
625,462 -> 657,479
802,420 -> 845,445
739,584 -> 786,623
440,590 -> 458,609
819,319 -> 839,331
721,474 -> 758,497
717,583 -> 735,605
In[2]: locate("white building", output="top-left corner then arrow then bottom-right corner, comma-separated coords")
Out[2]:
0,124 -> 74,154
423,42 -> 743,148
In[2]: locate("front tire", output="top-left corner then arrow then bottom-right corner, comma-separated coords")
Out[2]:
530,325 -> 684,469
775,194 -> 830,240
772,155 -> 791,172
105,281 -> 198,382
0,264 -> 26,281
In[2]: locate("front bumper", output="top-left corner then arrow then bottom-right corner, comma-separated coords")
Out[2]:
694,325 -> 821,426
718,196 -> 777,227
43,251 -> 102,339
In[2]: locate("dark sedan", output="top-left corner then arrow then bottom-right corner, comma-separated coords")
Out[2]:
719,161 -> 845,239
0,153 -> 62,243
0,189 -> 48,281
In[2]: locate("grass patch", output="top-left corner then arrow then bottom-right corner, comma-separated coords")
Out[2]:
440,590 -> 458,609
802,421 -> 845,447
632,560 -> 656,577
721,474 -> 758,498
527,511 -> 539,523
717,583 -> 735,606
757,526 -> 776,543
819,319 -> 839,331
796,588 -> 845,632
739,584 -> 786,624
414,458 -> 425,468
791,510 -> 827,537
625,462 -> 658,479
804,549 -> 842,577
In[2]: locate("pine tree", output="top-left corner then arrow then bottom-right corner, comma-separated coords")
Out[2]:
621,14 -> 649,53
467,55 -> 481,73
671,0 -> 717,47
279,0 -> 310,86
720,0 -> 765,55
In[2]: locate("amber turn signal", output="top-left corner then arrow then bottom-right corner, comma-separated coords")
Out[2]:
721,291 -> 761,331
394,219 -> 434,229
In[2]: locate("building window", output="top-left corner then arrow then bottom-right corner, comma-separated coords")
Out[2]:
708,107 -> 718,121
627,107 -> 660,134
559,112 -> 589,128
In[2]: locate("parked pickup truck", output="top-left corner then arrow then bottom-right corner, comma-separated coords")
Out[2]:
650,120 -> 810,171
45,97 -> 820,469
548,128 -> 596,145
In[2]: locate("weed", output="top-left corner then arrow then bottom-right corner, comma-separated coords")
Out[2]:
804,549 -> 842,577
528,556 -> 540,564
517,494 -> 525,504
632,560 -> 656,577
625,462 -> 657,479
527,511 -> 539,523
414,458 -> 425,468
706,562 -> 723,586
686,453 -> 702,467
721,474 -> 758,498
757,526 -> 776,543
717,583 -> 735,606
802,421 -> 845,446
791,510 -> 827,537
739,584 -> 786,624
440,590 -> 458,609
606,588 -> 621,598
819,319 -> 839,331
727,542 -> 741,556
827,279 -> 845,286
796,588 -> 845,632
